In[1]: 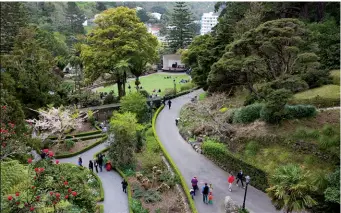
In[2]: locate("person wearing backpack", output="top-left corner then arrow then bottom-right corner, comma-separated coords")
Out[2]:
202,183 -> 209,204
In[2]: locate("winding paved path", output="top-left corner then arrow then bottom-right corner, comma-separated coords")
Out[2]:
57,139 -> 129,213
155,90 -> 278,213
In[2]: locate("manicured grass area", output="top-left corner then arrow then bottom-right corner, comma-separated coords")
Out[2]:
330,70 -> 340,85
94,72 -> 191,95
293,84 -> 340,100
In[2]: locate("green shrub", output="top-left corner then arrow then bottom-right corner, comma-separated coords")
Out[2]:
103,93 -> 116,104
87,110 -> 95,126
164,88 -> 176,96
321,125 -> 338,137
143,189 -> 162,203
260,89 -> 293,123
301,69 -> 332,89
180,82 -> 195,91
139,90 -> 149,98
289,96 -> 340,108
130,198 -> 149,213
159,171 -> 179,188
65,139 -> 75,150
330,70 -> 340,85
140,151 -> 163,172
201,141 -> 269,191
145,136 -> 160,153
233,103 -> 264,123
120,92 -> 149,123
244,141 -> 260,156
284,104 -> 317,119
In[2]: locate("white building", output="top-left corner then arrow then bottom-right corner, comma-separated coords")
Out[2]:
200,12 -> 218,35
151,12 -> 162,20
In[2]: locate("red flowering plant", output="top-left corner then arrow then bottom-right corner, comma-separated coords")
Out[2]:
3,154 -> 96,213
0,105 -> 31,161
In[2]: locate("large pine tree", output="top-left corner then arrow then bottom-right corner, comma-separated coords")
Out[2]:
167,2 -> 194,52
0,2 -> 27,54
64,2 -> 86,35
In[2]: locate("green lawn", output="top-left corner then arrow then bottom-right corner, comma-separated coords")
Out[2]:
94,72 -> 191,95
330,70 -> 340,85
294,84 -> 340,100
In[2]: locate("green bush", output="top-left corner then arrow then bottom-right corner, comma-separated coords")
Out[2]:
301,69 -> 332,89
65,139 -> 75,150
159,171 -> 179,188
232,103 -> 264,123
289,96 -> 340,108
292,127 -> 320,140
144,189 -> 162,203
87,110 -> 95,126
130,199 -> 148,213
244,141 -> 260,156
120,92 -> 149,123
284,104 -> 317,119
145,135 -> 160,153
202,141 -> 269,191
103,93 -> 116,104
180,82 -> 195,91
139,151 -> 163,172
139,90 -> 149,98
321,124 -> 338,137
260,89 -> 293,123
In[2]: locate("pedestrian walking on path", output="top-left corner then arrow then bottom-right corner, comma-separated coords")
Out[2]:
89,160 -> 94,172
209,183 -> 213,194
228,173 -> 235,192
121,179 -> 128,193
202,183 -> 209,204
191,176 -> 198,195
167,100 -> 172,109
98,154 -> 103,172
94,159 -> 98,173
78,156 -> 83,167
237,170 -> 245,188
208,192 -> 213,204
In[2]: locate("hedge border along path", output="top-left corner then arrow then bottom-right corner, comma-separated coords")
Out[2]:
152,105 -> 198,213
93,148 -> 133,213
55,135 -> 108,159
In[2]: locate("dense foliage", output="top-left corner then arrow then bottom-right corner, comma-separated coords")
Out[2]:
120,93 -> 149,123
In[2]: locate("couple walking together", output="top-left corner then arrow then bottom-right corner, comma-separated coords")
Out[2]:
190,177 -> 213,204
228,170 -> 245,192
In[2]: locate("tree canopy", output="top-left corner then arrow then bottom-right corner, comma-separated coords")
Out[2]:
81,7 -> 158,98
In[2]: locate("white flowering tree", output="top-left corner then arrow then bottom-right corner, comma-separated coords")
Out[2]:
27,106 -> 86,143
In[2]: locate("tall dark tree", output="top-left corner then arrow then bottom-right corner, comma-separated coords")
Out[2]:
96,2 -> 107,12
167,2 -> 195,52
64,2 -> 86,35
0,2 -> 27,54
136,9 -> 150,23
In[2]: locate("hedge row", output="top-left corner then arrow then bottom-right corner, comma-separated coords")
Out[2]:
93,148 -> 133,213
164,87 -> 200,100
232,103 -> 317,124
152,105 -> 198,213
201,141 -> 269,192
49,129 -> 102,140
289,96 -> 340,108
55,135 -> 108,159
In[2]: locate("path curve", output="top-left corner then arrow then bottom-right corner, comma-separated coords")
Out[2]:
57,139 -> 129,213
155,89 -> 278,213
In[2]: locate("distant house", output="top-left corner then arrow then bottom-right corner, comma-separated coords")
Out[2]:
162,54 -> 186,72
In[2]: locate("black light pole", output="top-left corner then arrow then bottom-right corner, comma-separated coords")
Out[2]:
173,79 -> 176,94
128,85 -> 131,93
149,100 -> 153,123
242,175 -> 251,209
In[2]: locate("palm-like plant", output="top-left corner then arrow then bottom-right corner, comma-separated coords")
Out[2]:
266,164 -> 317,213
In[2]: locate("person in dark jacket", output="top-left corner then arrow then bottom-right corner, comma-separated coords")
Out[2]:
236,170 -> 245,188
97,154 -> 103,172
78,156 -> 83,167
121,179 -> 128,193
202,183 -> 210,204
167,100 -> 172,109
89,160 -> 94,172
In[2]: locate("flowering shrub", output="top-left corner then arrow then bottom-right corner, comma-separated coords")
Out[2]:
0,105 -> 31,161
1,151 -> 96,212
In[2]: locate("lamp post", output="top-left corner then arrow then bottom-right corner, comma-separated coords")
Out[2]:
128,85 -> 131,93
149,100 -> 153,123
173,79 -> 176,94
242,175 -> 251,209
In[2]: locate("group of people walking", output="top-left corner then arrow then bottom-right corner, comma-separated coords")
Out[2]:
189,170 -> 245,205
77,154 -> 112,173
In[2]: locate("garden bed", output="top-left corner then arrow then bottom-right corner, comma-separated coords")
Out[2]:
52,138 -> 101,156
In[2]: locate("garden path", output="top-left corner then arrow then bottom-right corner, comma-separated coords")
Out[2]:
155,89 -> 278,213
57,139 -> 129,213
